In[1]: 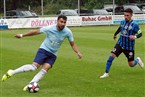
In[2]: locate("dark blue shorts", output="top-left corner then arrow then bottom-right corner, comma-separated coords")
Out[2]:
33,48 -> 57,67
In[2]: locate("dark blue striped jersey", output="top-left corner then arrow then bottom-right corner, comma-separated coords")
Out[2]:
117,20 -> 140,50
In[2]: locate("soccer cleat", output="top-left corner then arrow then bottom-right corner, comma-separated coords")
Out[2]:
100,73 -> 109,78
137,57 -> 144,69
2,70 -> 13,81
23,85 -> 28,91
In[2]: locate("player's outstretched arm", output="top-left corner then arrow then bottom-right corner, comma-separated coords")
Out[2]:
15,29 -> 41,38
70,41 -> 83,59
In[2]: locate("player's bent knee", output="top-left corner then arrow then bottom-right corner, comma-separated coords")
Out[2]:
33,62 -> 41,69
129,64 -> 134,67
42,63 -> 52,71
32,64 -> 38,71
110,53 -> 116,58
128,61 -> 134,67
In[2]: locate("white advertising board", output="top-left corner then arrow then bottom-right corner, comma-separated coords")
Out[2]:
113,14 -> 145,24
3,16 -> 81,29
0,14 -> 144,29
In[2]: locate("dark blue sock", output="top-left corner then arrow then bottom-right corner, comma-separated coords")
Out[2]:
132,58 -> 139,67
105,56 -> 115,73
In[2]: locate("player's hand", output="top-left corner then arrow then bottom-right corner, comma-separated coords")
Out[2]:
129,35 -> 136,40
113,35 -> 117,40
77,52 -> 83,59
15,34 -> 23,38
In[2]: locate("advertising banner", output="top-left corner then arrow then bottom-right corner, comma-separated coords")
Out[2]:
0,19 -> 8,29
3,16 -> 81,29
81,15 -> 113,26
0,14 -> 144,29
113,14 -> 145,24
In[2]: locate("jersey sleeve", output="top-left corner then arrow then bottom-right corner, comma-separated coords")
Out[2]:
120,20 -> 125,27
40,26 -> 51,34
134,23 -> 140,34
67,30 -> 74,42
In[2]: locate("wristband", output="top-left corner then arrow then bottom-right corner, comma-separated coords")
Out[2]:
135,36 -> 137,39
20,34 -> 23,38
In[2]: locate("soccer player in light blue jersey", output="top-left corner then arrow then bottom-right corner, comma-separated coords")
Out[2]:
100,8 -> 144,78
2,15 -> 83,90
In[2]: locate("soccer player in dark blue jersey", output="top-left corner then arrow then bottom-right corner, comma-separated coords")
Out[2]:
100,8 -> 144,78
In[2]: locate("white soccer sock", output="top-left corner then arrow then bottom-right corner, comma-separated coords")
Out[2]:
30,69 -> 47,83
12,64 -> 37,75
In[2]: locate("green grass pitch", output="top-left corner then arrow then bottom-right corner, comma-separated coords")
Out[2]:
0,25 -> 145,97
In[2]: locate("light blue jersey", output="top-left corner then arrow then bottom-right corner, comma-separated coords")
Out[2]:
40,24 -> 74,55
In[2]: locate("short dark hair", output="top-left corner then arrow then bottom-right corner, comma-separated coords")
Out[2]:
124,8 -> 133,14
57,15 -> 67,21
